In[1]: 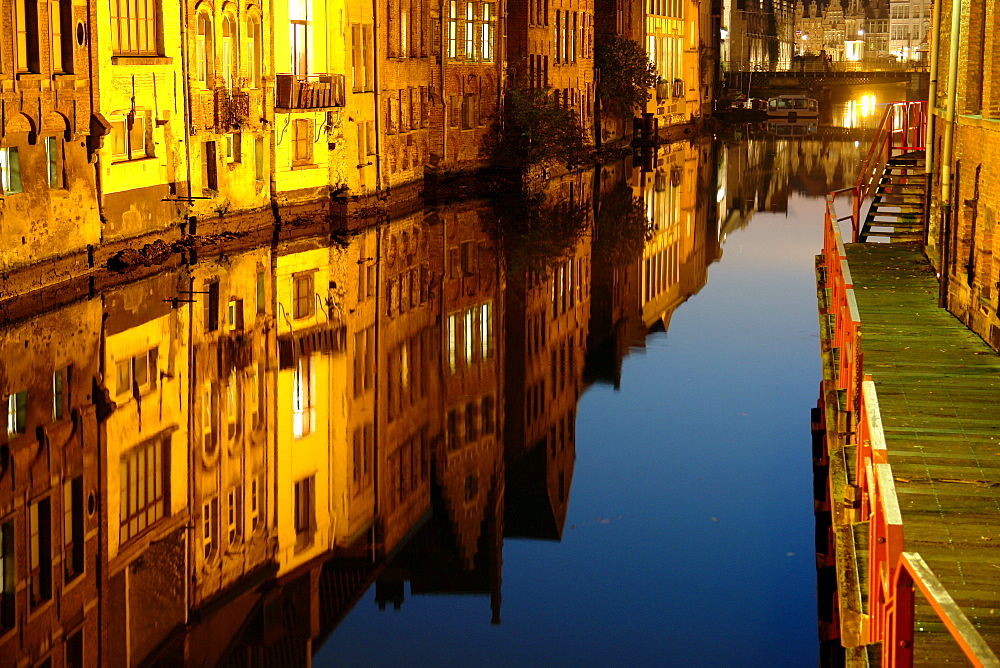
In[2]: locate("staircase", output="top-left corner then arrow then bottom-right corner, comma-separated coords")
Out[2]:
858,151 -> 927,243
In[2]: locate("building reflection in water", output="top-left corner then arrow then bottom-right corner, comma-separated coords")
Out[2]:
0,146 -> 730,664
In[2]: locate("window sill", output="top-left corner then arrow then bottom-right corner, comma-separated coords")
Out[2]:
110,155 -> 156,165
291,163 -> 319,171
111,56 -> 173,66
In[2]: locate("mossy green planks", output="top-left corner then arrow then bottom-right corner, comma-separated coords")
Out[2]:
845,242 -> 1000,664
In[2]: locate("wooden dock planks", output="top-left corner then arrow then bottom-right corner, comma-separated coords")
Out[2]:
845,242 -> 1000,663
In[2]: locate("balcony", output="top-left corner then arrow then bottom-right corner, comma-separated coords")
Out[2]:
275,74 -> 346,111
655,81 -> 670,102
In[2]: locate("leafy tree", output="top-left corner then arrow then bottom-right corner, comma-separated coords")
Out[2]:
594,36 -> 658,119
594,178 -> 651,269
484,192 -> 590,279
481,84 -> 590,172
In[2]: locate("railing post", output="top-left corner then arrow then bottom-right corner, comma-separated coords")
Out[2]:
853,187 -> 861,242
884,566 -> 916,667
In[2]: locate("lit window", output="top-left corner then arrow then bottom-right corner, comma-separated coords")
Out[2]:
293,272 -> 314,318
111,0 -> 159,56
292,355 -> 314,438
221,14 -> 237,88
0,148 -> 23,195
196,11 -> 214,86
45,137 -> 63,188
292,119 -> 313,166
120,439 -> 166,545
110,114 -> 148,161
227,485 -> 243,544
6,390 -> 27,437
246,16 -> 262,88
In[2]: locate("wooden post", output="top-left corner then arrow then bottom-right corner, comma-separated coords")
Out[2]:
884,567 -> 916,667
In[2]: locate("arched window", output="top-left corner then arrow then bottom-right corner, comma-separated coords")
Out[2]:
221,13 -> 236,87
246,15 -> 262,88
197,11 -> 214,87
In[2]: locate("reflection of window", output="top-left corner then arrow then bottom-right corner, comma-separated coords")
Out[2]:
447,314 -> 458,374
6,390 -> 27,436
352,422 -> 373,484
481,302 -> 493,358
249,477 -> 260,531
465,402 -> 477,441
293,475 -> 315,547
52,366 -> 70,421
293,272 -> 314,318
227,298 -> 244,330
481,395 -> 494,433
227,485 -> 243,544
202,497 -> 217,559
196,11 -> 213,86
464,309 -> 474,366
63,476 -> 83,581
111,0 -> 158,56
120,439 -> 166,544
293,355 -> 314,438
29,497 -> 51,608
0,148 -> 23,195
226,372 -> 239,439
292,119 -> 313,166
1,521 -> 14,630
115,348 -> 158,396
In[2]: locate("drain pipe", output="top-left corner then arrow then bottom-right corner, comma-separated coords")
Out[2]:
937,0 -> 961,308
923,0 -> 942,248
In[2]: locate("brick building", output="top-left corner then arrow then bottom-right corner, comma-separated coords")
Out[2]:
0,0 -> 101,276
929,0 -> 1000,351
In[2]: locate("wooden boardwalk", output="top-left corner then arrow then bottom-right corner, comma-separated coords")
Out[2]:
845,242 -> 1000,663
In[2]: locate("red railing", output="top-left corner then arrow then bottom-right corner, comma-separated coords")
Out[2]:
821,200 -> 1000,666
831,101 -> 927,242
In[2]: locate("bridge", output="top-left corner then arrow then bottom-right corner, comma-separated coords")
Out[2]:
723,61 -> 929,95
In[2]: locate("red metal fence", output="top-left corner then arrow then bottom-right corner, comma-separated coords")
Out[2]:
821,194 -> 1000,666
830,101 -> 927,242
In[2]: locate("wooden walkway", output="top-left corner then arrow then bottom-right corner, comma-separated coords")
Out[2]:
845,242 -> 1000,663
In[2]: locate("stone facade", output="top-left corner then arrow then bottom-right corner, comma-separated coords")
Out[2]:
930,0 -> 1000,351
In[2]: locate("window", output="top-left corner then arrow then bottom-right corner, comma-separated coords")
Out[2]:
465,401 -> 478,441
293,272 -> 314,318
6,390 -> 27,437
256,270 -> 266,313
226,132 -> 241,163
227,298 -> 244,330
202,497 -> 217,559
227,485 -> 243,544
221,14 -> 236,88
51,0 -> 74,73
401,11 -> 408,55
1,521 -> 14,630
254,136 -> 265,181
111,0 -> 158,56
29,497 -> 52,607
205,280 -> 220,331
114,348 -> 158,396
352,423 -> 373,484
15,0 -> 41,72
465,2 -> 474,58
290,0 -> 309,76
196,11 -> 213,86
292,355 -> 314,438
63,476 -> 84,581
481,302 -> 493,358
481,3 -> 493,60
292,119 -> 313,166
65,629 -> 83,668
293,475 -> 314,546
44,137 -> 63,188
120,439 -> 166,544
447,1 -> 457,58
110,113 -> 148,161
246,16 -> 262,87
203,383 -> 218,452
226,371 -> 239,439
53,366 -> 70,421
1,148 -> 23,195
249,476 -> 260,531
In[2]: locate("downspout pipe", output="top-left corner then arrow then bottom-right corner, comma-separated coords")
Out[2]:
373,0 -> 383,194
923,0 -> 942,248
937,0 -> 961,308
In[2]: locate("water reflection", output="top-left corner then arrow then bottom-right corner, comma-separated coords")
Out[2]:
0,127 -> 866,665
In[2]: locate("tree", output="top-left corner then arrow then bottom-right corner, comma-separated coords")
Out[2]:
481,84 -> 590,173
594,36 -> 658,119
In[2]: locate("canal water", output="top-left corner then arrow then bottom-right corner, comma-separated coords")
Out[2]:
0,84 -> 902,666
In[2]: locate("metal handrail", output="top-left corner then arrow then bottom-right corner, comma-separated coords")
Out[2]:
821,203 -> 1000,666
